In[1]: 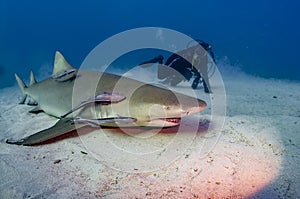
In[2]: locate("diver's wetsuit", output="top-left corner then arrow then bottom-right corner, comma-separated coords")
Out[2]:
165,53 -> 193,84
165,53 -> 210,92
138,41 -> 214,93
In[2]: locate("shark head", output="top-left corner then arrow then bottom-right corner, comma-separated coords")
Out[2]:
107,84 -> 207,127
73,83 -> 206,128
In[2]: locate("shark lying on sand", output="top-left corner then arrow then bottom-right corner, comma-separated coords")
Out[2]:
6,51 -> 206,146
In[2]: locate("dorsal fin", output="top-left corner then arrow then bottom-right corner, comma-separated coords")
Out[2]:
29,70 -> 37,86
52,51 -> 74,76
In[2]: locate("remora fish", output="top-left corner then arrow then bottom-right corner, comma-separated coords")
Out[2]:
6,51 -> 206,146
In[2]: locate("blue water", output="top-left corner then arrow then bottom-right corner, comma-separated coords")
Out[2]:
1,0 -> 300,88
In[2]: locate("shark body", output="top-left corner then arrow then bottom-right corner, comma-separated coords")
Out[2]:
7,51 -> 206,146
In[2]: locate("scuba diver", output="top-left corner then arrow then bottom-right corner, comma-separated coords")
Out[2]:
138,40 -> 215,93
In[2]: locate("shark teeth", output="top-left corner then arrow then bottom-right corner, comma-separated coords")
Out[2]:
164,118 -> 181,124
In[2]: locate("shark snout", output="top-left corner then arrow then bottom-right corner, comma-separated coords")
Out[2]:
181,98 -> 207,116
153,98 -> 206,118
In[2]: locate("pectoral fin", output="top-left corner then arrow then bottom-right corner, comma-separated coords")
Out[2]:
6,118 -> 86,146
74,117 -> 136,127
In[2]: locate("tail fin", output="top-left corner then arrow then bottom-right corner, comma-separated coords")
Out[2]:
14,73 -> 27,104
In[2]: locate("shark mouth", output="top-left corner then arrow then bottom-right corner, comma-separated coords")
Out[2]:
147,118 -> 181,127
164,118 -> 181,124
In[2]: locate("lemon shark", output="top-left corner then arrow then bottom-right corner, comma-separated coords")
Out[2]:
6,51 -> 206,146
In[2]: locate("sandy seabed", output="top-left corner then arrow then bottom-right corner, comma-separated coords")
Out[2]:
0,72 -> 299,199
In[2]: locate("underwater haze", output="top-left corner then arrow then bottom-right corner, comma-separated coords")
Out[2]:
0,0 -> 300,88
2,1 -> 300,198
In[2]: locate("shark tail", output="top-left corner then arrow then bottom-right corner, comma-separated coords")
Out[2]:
15,72 -> 38,105
14,73 -> 28,104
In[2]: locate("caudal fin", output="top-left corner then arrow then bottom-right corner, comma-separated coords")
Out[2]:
14,73 -> 27,104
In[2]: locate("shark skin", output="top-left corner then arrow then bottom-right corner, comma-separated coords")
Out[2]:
6,51 -> 207,146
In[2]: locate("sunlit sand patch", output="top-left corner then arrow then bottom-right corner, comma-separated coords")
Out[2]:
74,115 -> 281,198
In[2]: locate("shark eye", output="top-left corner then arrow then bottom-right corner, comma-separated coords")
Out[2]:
163,106 -> 171,110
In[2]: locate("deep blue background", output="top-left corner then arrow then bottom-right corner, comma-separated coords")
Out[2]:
1,0 -> 299,88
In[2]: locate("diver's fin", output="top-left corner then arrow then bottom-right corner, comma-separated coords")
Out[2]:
14,73 -> 27,104
52,51 -> 74,76
74,117 -> 136,127
6,118 -> 86,146
61,92 -> 126,118
138,55 -> 164,67
29,70 -> 37,86
29,106 -> 43,114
